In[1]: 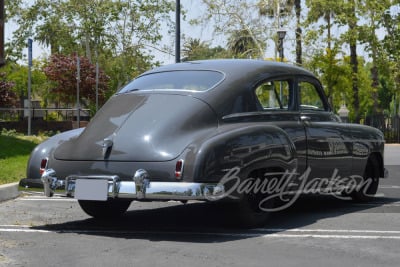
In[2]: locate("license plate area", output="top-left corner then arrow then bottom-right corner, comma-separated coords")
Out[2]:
74,179 -> 109,201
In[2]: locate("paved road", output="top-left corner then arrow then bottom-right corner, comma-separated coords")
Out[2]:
0,146 -> 399,266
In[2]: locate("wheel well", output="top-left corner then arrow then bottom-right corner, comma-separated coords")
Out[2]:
369,152 -> 384,178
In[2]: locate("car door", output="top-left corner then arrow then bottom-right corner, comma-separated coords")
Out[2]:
297,77 -> 353,180
252,77 -> 308,175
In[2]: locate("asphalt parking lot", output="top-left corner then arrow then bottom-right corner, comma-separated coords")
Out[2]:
0,145 -> 399,267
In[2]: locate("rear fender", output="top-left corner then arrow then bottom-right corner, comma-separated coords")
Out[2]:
26,128 -> 85,180
186,124 -> 297,183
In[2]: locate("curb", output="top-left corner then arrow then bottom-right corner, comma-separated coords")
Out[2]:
0,183 -> 20,202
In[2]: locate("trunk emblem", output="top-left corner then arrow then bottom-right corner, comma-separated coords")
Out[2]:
102,138 -> 113,158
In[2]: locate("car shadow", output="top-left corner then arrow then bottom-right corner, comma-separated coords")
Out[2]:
31,194 -> 400,243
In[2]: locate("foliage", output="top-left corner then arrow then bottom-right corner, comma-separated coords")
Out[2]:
1,61 -> 49,101
182,37 -> 230,60
0,72 -> 17,108
6,0 -> 174,93
199,0 -> 269,58
4,0 -> 400,123
227,29 -> 264,58
0,132 -> 45,185
43,54 -> 110,109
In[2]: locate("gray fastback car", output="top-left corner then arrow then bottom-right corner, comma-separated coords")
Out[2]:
26,59 -> 386,227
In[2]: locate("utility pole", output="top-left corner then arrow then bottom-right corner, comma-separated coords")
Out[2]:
175,0 -> 180,63
76,54 -> 81,128
27,38 -> 33,135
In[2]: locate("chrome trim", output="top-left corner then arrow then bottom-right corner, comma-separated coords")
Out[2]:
66,175 -> 120,198
42,169 -> 226,201
41,169 -> 64,197
133,169 -> 150,199
102,138 -> 113,158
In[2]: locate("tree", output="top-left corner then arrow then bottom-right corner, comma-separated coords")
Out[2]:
358,0 -> 392,115
346,0 -> 361,123
381,4 -> 400,115
294,0 -> 302,65
257,0 -> 295,60
0,72 -> 16,108
182,37 -> 229,60
6,0 -> 174,92
305,0 -> 341,107
227,29 -> 264,58
200,0 -> 268,58
43,54 -> 109,111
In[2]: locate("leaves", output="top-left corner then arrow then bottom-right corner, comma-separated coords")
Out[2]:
0,73 -> 17,108
43,54 -> 109,108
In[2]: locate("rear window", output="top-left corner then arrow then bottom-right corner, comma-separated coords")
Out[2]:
118,70 -> 224,93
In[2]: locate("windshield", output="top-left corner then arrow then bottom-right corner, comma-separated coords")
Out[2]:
118,70 -> 224,93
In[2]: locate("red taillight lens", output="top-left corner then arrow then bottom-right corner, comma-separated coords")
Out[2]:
39,158 -> 48,175
175,159 -> 184,179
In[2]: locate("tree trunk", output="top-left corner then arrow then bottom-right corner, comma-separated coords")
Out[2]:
295,0 -> 302,65
349,1 -> 360,123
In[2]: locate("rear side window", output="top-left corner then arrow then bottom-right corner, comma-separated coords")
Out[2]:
255,80 -> 291,110
299,81 -> 326,111
118,70 -> 224,93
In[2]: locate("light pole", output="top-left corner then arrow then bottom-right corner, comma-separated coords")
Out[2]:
175,0 -> 181,63
277,28 -> 286,62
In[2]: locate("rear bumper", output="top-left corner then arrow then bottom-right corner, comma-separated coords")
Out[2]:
41,169 -> 225,201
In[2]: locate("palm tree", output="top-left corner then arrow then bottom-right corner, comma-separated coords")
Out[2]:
227,29 -> 264,59
305,0 -> 339,108
294,0 -> 302,65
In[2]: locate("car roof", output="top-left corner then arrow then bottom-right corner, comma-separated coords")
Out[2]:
143,59 -> 316,78
137,59 -> 321,117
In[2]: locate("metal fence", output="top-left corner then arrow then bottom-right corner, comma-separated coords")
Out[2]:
363,114 -> 400,143
0,107 -> 91,122
1,108 -> 399,143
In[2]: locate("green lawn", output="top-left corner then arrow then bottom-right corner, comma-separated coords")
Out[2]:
0,133 -> 46,185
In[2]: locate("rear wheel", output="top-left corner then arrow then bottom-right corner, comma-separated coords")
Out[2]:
78,199 -> 132,219
351,155 -> 380,202
233,169 -> 275,228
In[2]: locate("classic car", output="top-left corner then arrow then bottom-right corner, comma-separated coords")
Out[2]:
25,59 -> 387,227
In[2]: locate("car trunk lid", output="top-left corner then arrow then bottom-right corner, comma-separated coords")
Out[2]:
54,93 -> 217,162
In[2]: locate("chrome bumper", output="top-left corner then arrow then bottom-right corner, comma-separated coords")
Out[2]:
41,169 -> 225,201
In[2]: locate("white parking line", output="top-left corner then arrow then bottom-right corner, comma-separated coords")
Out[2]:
18,196 -> 77,202
1,226 -> 400,239
379,185 -> 400,189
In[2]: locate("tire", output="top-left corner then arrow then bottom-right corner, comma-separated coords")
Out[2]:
78,199 -> 132,219
351,155 -> 380,202
233,193 -> 274,228
233,169 -> 275,228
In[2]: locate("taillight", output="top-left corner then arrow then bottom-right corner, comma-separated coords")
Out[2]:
175,159 -> 184,179
39,158 -> 48,175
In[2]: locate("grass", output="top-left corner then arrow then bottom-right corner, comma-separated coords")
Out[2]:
0,131 -> 47,185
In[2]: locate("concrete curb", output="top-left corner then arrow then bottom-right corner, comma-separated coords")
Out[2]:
0,182 -> 20,202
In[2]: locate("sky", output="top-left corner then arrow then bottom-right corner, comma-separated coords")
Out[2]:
4,0 -> 217,65
4,0 -> 392,66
